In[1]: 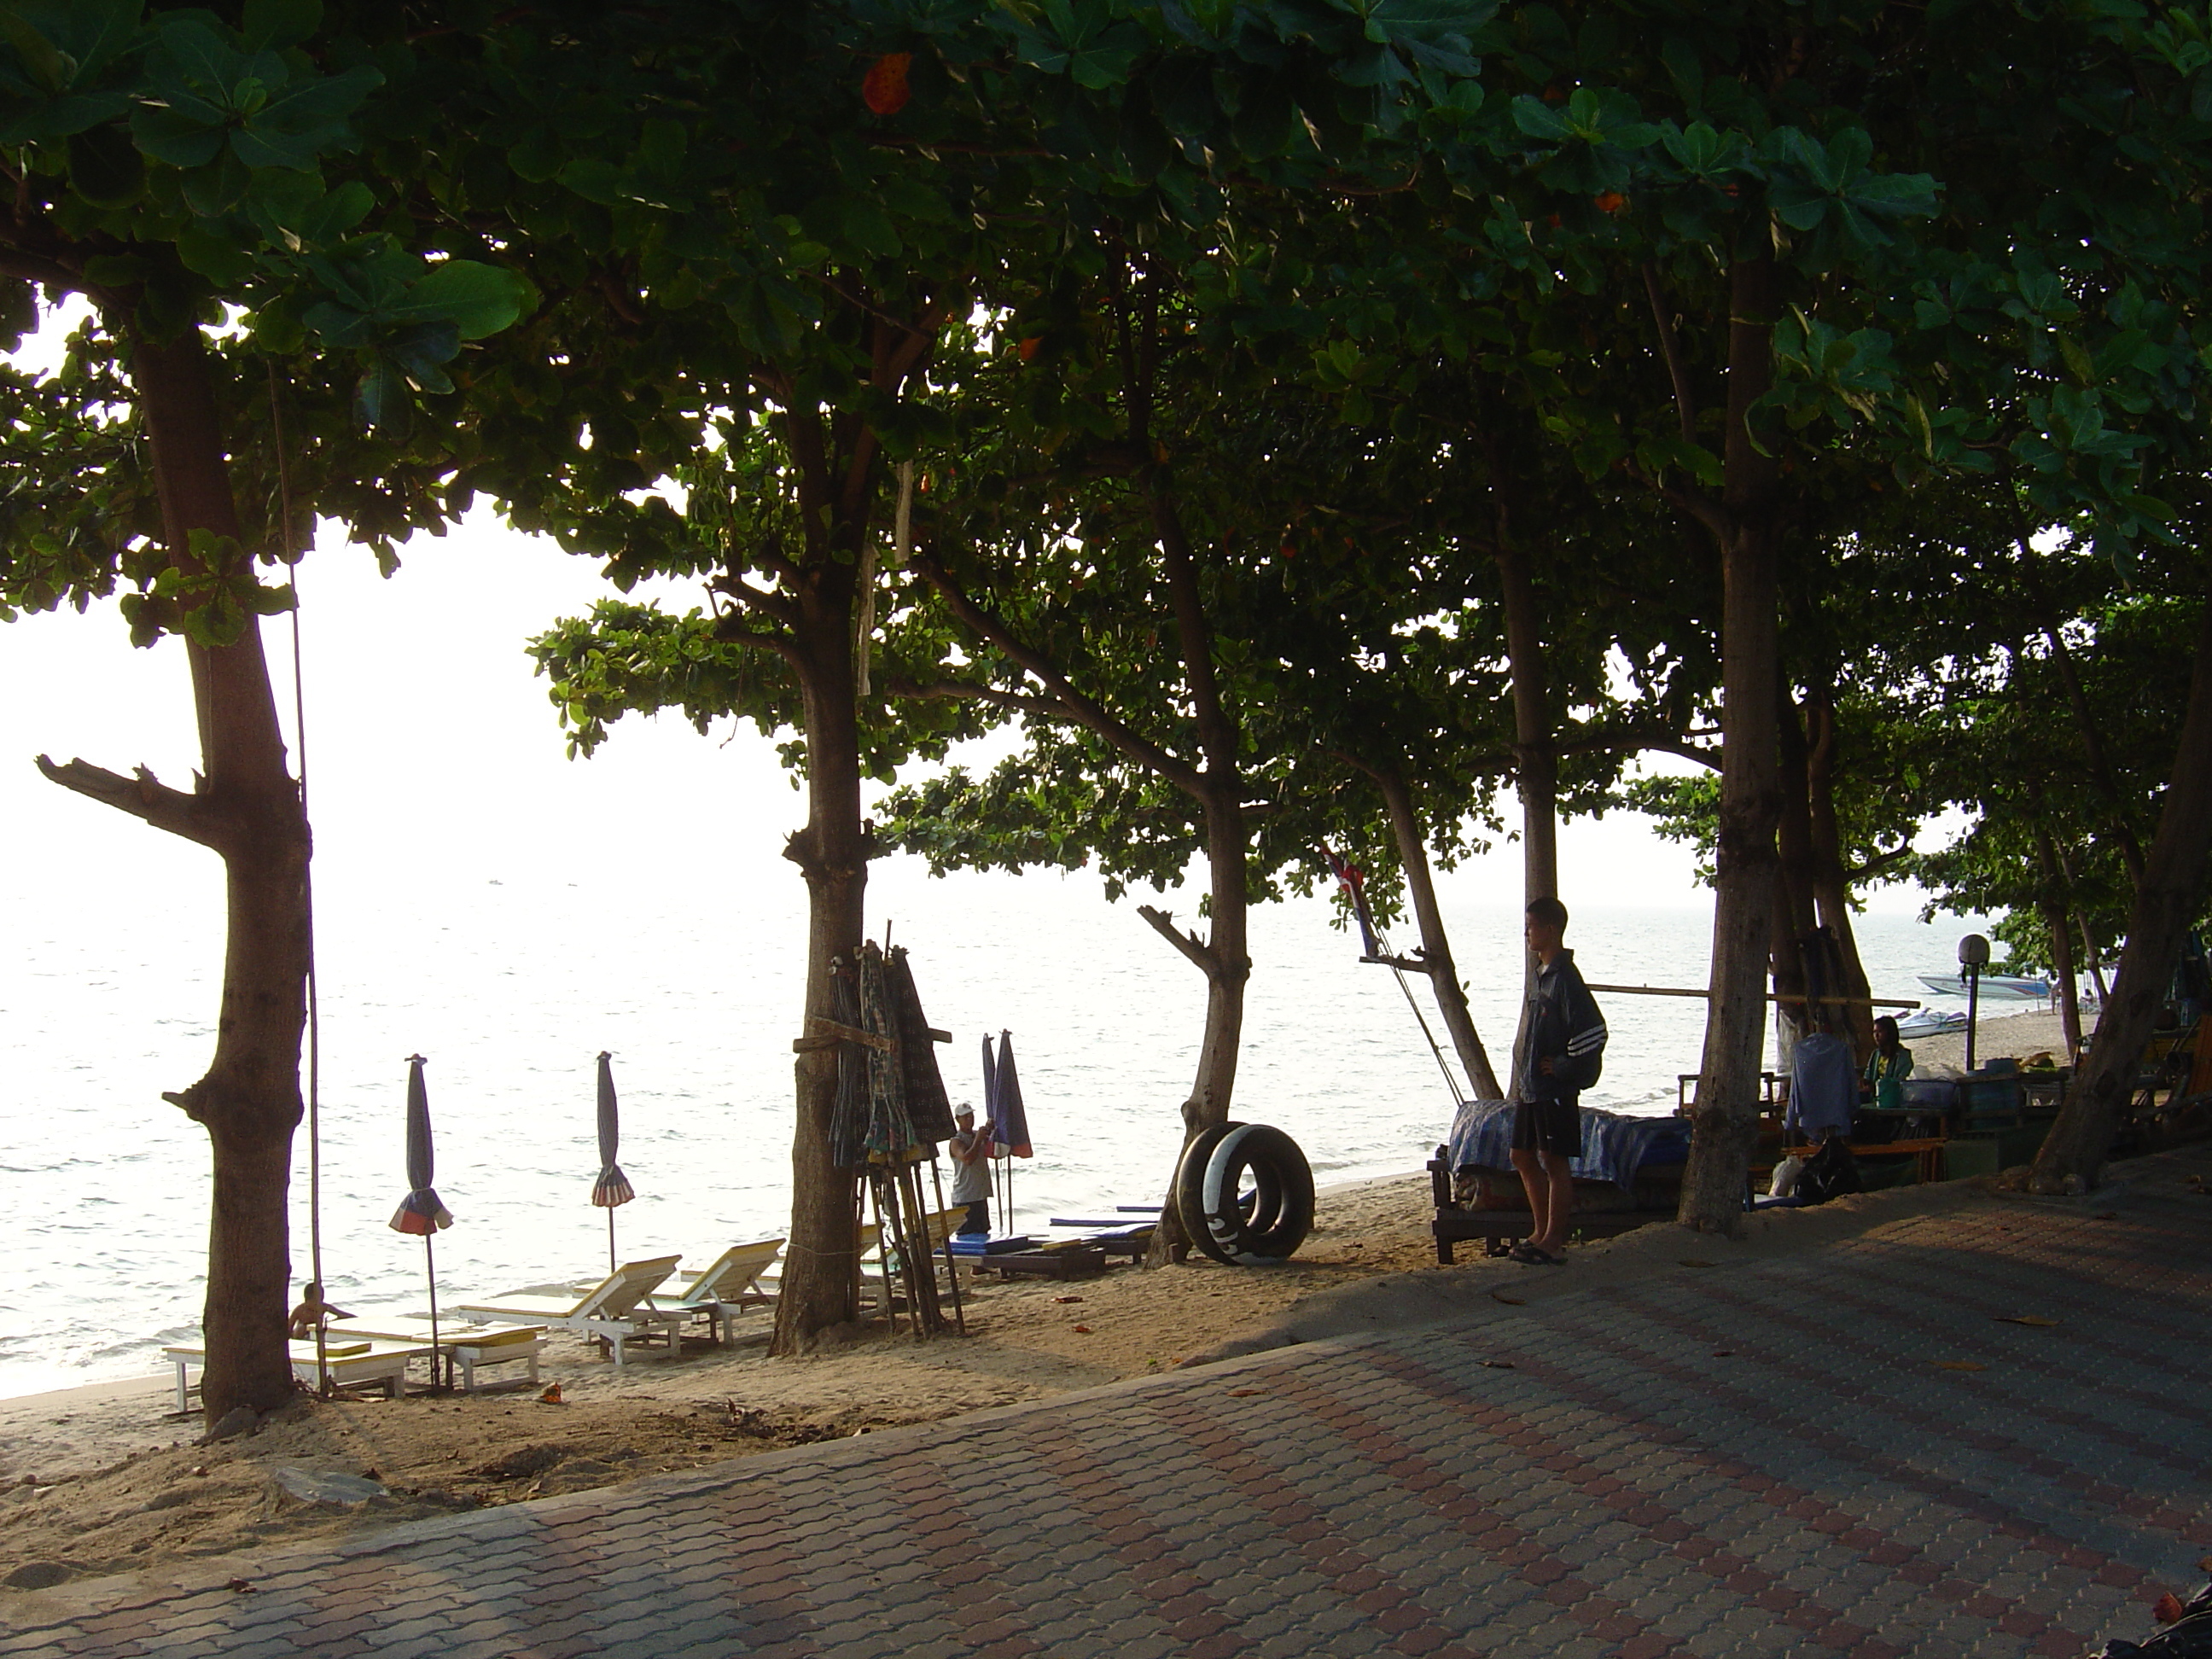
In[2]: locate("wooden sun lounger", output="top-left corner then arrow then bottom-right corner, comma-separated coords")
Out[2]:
323,1316 -> 547,1392
647,1237 -> 784,1344
458,1254 -> 685,1368
163,1338 -> 433,1412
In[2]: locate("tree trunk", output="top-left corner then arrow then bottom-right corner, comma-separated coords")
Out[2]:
1677,256 -> 1784,1235
769,583 -> 867,1352
20,385 -> 302,1405
1374,765 -> 1505,1100
1143,789 -> 1250,1264
2043,625 -> 2148,887
1484,452 -> 1557,1094
1802,680 -> 1875,1058
124,330 -> 308,1421
1772,684 -> 1819,1057
2035,830 -> 2085,1062
2031,597 -> 2212,1191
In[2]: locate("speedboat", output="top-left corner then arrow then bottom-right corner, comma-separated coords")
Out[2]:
1914,972 -> 2052,1000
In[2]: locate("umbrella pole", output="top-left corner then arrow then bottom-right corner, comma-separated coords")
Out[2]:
424,1233 -> 443,1392
928,1157 -> 966,1336
608,1210 -> 617,1278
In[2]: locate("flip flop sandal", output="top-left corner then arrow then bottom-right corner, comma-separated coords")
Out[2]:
1508,1241 -> 1555,1266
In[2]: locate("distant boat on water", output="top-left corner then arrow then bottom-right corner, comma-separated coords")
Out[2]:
1915,972 -> 2052,1001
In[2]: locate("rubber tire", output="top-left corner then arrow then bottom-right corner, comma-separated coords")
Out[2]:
1175,1122 -> 1314,1265
1173,1122 -> 1243,1265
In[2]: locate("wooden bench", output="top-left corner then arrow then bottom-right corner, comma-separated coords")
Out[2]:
1427,1148 -> 1668,1265
1786,1137 -> 1948,1185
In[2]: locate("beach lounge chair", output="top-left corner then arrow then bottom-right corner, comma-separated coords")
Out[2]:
163,1337 -> 433,1412
323,1315 -> 547,1392
457,1254 -> 684,1368
647,1237 -> 783,1344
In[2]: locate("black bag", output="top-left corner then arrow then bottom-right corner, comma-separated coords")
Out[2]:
2093,1580 -> 2212,1656
1798,1132 -> 1861,1205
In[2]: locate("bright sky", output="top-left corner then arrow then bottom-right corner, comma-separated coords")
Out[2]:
0,302 -> 1941,919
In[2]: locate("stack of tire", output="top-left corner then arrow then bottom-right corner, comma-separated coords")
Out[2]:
1173,1121 -> 1315,1265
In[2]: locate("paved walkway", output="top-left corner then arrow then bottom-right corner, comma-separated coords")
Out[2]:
6,1149 -> 2209,1659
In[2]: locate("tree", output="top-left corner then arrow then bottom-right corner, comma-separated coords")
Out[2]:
0,0 -> 526,1417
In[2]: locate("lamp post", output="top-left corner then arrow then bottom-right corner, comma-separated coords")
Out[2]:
1959,933 -> 1991,1073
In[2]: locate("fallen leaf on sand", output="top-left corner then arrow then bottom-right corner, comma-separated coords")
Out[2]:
1936,1361 -> 1987,1371
1053,1295 -> 1084,1304
1491,1292 -> 1527,1306
1996,1315 -> 2059,1327
1712,1350 -> 1735,1358
2155,1593 -> 2187,1624
226,1580 -> 254,1594
1070,1325 -> 1091,1335
538,1384 -> 563,1404
1480,1360 -> 1515,1370
1679,1259 -> 1717,1269
1227,1388 -> 1261,1398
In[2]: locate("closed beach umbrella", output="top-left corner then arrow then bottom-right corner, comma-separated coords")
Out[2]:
991,1031 -> 1033,1233
389,1055 -> 453,1236
388,1054 -> 453,1385
591,1051 -> 636,1272
991,1031 -> 1033,1159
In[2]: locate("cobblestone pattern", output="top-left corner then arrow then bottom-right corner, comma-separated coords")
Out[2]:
7,1150 -> 2207,1659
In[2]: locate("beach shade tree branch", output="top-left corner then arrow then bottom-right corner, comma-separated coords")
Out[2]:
525,2 -> 1499,1290
2032,591 -> 2212,1190
0,1 -> 529,1418
512,0 -> 1092,1351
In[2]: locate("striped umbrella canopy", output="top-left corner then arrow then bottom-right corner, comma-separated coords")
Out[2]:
591,1051 -> 636,1272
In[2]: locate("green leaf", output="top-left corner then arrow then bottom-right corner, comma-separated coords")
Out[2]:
130,102 -> 224,167
393,259 -> 530,339
66,123 -> 143,207
176,220 -> 253,285
240,0 -> 319,51
354,355 -> 410,436
182,148 -> 252,215
230,63 -> 382,170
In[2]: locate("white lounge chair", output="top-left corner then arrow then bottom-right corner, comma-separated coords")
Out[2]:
648,1238 -> 783,1344
163,1337 -> 433,1412
457,1254 -> 684,1368
323,1315 -> 547,1392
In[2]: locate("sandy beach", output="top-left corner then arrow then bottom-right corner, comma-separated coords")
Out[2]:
0,1172 -> 1449,1590
0,1144 -> 2051,1598
1902,1003 -> 2077,1074
0,1006 -> 2095,1596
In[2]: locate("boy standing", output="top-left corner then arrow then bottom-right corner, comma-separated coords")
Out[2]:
1511,896 -> 1607,1265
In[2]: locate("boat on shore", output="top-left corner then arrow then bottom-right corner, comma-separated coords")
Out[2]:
1895,1008 -> 1969,1039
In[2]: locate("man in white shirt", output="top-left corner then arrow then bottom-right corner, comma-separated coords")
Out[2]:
947,1107 -> 995,1237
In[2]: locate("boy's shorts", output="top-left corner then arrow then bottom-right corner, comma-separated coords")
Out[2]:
1512,1095 -> 1580,1159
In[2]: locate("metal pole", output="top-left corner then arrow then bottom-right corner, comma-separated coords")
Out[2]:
1966,963 -> 1982,1074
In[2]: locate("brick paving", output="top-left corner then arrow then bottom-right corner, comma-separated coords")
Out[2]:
4,1147 -> 2207,1658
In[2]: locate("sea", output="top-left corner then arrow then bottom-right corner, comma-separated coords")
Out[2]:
0,514 -> 1993,1400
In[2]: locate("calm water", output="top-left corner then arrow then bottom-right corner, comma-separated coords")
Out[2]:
0,843 -> 1972,1400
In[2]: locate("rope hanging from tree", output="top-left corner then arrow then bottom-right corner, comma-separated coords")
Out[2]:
270,367 -> 330,1393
